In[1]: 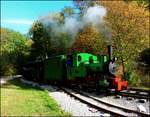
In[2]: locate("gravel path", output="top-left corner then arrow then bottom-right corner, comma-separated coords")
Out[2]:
1,75 -> 22,84
21,79 -> 110,116
40,85 -> 110,116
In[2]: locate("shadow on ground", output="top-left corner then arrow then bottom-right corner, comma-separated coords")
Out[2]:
1,78 -> 43,91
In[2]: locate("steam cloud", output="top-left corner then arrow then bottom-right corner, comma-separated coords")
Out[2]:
39,5 -> 111,47
82,5 -> 106,26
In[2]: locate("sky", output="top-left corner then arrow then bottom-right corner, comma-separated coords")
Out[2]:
1,1 -> 74,34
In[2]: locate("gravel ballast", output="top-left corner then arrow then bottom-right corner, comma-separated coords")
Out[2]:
21,79 -> 108,116
86,92 -> 150,114
49,89 -> 106,116
21,79 -> 149,116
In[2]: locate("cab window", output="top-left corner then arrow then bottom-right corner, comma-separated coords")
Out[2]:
78,55 -> 82,61
89,56 -> 93,64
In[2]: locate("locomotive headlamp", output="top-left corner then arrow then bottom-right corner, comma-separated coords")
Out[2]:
109,60 -> 116,75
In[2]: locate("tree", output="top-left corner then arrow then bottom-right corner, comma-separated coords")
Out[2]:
62,7 -> 75,17
71,25 -> 107,55
74,1 -> 149,74
29,21 -> 52,60
124,0 -> 150,9
73,0 -> 96,16
29,7 -> 76,57
0,28 -> 31,76
97,1 -> 149,74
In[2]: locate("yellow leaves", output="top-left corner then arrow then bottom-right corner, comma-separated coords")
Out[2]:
71,25 -> 106,54
96,0 -> 149,63
26,40 -> 33,46
124,11 -> 129,17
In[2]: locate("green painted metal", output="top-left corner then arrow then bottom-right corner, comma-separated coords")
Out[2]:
43,52 -> 109,81
67,53 -> 94,80
44,55 -> 66,81
104,56 -> 108,62
66,53 -> 109,80
99,79 -> 109,88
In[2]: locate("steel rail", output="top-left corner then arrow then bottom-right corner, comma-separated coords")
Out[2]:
129,88 -> 150,93
72,89 -> 149,117
118,91 -> 150,100
128,88 -> 150,96
60,87 -> 149,117
60,87 -> 128,117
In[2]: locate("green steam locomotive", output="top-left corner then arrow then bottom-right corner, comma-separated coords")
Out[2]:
22,45 -> 128,91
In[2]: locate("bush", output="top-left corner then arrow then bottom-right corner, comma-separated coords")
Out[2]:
124,63 -> 142,87
139,48 -> 150,66
123,71 -> 131,81
123,63 -> 132,81
140,74 -> 150,87
1,64 -> 17,76
128,71 -> 141,87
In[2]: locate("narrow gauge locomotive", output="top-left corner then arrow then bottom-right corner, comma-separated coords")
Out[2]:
22,45 -> 128,91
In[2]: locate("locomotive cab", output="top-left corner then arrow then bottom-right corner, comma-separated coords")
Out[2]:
66,53 -> 101,81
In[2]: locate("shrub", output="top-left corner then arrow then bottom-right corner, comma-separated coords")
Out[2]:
124,63 -> 142,87
128,71 -> 141,87
140,74 -> 150,87
1,64 -> 17,76
139,48 -> 150,66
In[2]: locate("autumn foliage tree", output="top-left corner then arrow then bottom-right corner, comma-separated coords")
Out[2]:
30,1 -> 149,69
96,1 -> 149,72
124,0 -> 150,9
71,25 -> 107,55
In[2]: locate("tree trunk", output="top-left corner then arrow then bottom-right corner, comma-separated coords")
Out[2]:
121,56 -> 125,77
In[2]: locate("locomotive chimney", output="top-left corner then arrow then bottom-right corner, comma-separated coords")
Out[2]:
107,45 -> 112,60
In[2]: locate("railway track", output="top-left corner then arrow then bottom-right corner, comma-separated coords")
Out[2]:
78,84 -> 150,100
129,88 -> 150,97
70,83 -> 150,100
129,88 -> 150,93
20,78 -> 149,116
61,87 -> 149,117
118,89 -> 150,100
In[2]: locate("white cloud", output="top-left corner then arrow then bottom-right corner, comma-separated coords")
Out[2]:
1,19 -> 33,25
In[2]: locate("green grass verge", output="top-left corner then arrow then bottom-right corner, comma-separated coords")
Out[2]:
130,86 -> 150,90
1,78 -> 71,116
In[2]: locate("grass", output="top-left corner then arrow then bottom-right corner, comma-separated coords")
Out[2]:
1,78 -> 71,116
130,86 -> 150,90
